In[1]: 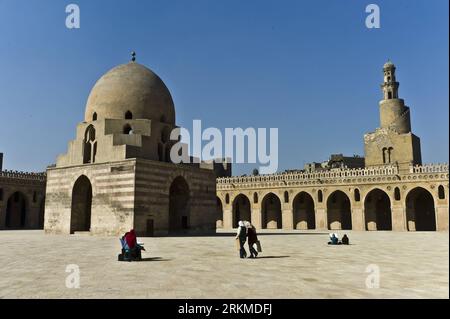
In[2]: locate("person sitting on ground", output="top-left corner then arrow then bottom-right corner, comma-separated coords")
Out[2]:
245,221 -> 259,258
120,229 -> 145,261
328,233 -> 339,245
341,234 -> 349,245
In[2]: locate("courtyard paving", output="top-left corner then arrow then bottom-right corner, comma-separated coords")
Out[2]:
0,230 -> 448,298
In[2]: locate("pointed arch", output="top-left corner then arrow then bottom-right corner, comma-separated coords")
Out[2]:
293,192 -> 315,229
406,187 -> 436,231
261,193 -> 282,229
364,188 -> 392,231
232,194 -> 251,227
326,190 -> 352,230
70,175 -> 92,234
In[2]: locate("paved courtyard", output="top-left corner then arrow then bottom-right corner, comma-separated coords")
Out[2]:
0,230 -> 448,298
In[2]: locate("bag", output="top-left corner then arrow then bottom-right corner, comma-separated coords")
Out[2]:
256,240 -> 262,253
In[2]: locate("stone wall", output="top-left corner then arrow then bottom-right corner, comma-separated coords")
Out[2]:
0,171 -> 46,229
216,164 -> 449,231
44,158 -> 218,236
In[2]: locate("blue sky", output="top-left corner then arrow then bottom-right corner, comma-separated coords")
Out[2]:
0,0 -> 448,175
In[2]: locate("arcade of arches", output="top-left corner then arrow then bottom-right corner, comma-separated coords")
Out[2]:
0,184 -> 46,230
217,184 -> 448,231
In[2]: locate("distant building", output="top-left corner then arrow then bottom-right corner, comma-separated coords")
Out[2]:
0,153 -> 46,230
304,154 -> 365,172
216,62 -> 448,232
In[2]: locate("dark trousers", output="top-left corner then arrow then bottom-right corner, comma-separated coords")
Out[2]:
248,242 -> 258,257
239,239 -> 247,258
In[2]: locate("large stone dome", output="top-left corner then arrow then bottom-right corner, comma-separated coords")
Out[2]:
85,62 -> 175,124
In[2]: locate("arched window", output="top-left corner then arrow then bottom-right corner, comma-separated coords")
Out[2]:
382,148 -> 387,164
125,111 -> 133,119
225,194 -> 230,204
160,115 -> 166,123
123,124 -> 133,135
438,185 -> 445,200
253,192 -> 258,204
394,187 -> 401,201
388,92 -> 392,99
388,147 -> 393,163
33,191 -> 37,203
318,190 -> 323,203
0,188 -> 3,201
284,191 -> 289,203
83,125 -> 97,164
354,189 -> 360,202
92,112 -> 97,121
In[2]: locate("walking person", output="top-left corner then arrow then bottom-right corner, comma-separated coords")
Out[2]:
245,221 -> 259,258
235,221 -> 247,258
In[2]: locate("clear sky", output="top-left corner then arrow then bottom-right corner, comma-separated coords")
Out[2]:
0,0 -> 448,175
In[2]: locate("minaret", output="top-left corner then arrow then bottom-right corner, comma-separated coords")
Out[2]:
378,60 -> 411,134
364,61 -> 422,170
381,60 -> 399,100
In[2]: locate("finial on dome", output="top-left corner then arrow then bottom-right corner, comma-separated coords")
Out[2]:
131,51 -> 136,62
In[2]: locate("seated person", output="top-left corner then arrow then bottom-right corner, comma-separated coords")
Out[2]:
328,233 -> 339,245
119,229 -> 145,261
341,234 -> 349,245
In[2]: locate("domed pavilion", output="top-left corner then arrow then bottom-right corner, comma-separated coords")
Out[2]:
44,54 -> 224,236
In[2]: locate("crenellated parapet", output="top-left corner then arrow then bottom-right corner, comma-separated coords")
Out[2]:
410,163 -> 448,174
0,170 -> 47,182
216,163 -> 448,191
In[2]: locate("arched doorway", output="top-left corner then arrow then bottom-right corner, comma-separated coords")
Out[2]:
216,197 -> 223,229
327,190 -> 352,230
261,193 -> 282,229
232,194 -> 251,228
169,176 -> 190,233
5,192 -> 28,228
406,187 -> 436,231
293,192 -> 315,229
70,175 -> 92,234
364,189 -> 392,230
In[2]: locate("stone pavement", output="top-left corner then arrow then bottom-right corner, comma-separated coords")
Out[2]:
0,230 -> 448,298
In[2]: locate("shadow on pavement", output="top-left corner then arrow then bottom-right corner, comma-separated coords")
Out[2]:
139,257 -> 171,262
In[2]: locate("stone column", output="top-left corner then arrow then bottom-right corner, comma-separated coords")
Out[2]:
436,205 -> 449,231
351,207 -> 365,231
223,208 -> 233,230
315,207 -> 327,230
282,208 -> 293,230
392,206 -> 406,231
251,206 -> 262,229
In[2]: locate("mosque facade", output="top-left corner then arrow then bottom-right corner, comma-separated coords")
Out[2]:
216,62 -> 449,232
